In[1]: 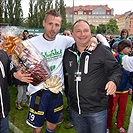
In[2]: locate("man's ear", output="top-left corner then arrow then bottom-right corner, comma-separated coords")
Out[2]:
72,32 -> 74,38
42,20 -> 45,27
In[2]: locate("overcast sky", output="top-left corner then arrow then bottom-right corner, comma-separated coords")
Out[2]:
21,0 -> 133,17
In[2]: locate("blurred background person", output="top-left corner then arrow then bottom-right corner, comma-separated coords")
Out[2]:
63,29 -> 72,37
22,30 -> 29,40
28,34 -> 34,39
114,29 -> 130,43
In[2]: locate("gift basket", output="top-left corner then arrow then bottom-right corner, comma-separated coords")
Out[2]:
2,35 -> 51,86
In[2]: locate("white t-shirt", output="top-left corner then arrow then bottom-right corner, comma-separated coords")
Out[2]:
130,105 -> 133,123
26,34 -> 74,95
122,55 -> 133,72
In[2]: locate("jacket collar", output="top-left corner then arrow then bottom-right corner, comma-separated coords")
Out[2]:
68,42 -> 97,55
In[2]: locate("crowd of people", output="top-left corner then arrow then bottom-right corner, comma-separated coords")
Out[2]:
0,8 -> 133,133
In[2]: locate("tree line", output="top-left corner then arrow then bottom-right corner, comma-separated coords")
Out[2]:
0,0 -> 119,34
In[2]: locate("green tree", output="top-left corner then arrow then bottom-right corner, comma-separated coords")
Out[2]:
28,0 -> 35,28
2,0 -> 23,26
96,24 -> 106,34
3,0 -> 9,24
26,0 -> 67,29
7,0 -> 15,25
106,19 -> 119,35
90,24 -> 96,34
13,0 -> 23,26
65,22 -> 72,31
55,0 -> 59,9
59,0 -> 67,32
0,0 -> 3,23
96,19 -> 119,35
27,0 -> 53,28
33,2 -> 39,28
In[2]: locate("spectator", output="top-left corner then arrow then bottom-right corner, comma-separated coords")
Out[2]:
107,39 -> 132,133
63,29 -> 72,37
22,30 -> 29,40
14,77 -> 29,110
110,36 -> 116,48
117,41 -> 133,133
105,35 -> 111,44
114,29 -> 130,43
127,88 -> 133,133
0,47 -> 32,133
112,41 -> 119,54
0,47 -> 11,133
28,34 -> 34,39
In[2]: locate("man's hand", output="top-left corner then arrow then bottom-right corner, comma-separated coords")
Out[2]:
105,81 -> 116,96
86,37 -> 98,51
13,67 -> 33,83
129,88 -> 132,95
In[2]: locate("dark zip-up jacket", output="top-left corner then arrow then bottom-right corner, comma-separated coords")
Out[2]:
0,49 -> 11,118
63,43 -> 122,114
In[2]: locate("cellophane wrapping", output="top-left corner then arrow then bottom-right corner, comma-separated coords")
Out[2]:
2,36 -> 51,86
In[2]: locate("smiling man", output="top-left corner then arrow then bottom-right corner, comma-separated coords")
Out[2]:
63,19 -> 122,133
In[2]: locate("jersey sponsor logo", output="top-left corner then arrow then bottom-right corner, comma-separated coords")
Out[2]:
41,49 -> 62,62
41,49 -> 62,71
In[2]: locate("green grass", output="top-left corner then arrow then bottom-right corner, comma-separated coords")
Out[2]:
9,86 -> 132,133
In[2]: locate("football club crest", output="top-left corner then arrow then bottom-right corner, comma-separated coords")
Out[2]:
69,61 -> 73,67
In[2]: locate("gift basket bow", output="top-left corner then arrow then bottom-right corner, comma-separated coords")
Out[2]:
2,35 -> 63,94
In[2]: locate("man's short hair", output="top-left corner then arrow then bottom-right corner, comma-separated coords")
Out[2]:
72,19 -> 90,32
23,30 -> 29,34
44,9 -> 62,20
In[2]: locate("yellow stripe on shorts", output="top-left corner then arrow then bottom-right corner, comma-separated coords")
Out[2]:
29,108 -> 44,115
54,105 -> 63,113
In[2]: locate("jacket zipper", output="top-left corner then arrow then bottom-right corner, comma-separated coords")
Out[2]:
68,49 -> 82,114
68,49 -> 91,114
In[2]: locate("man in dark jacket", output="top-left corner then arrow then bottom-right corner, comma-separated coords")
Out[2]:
0,48 -> 32,133
0,49 -> 11,133
63,19 -> 122,133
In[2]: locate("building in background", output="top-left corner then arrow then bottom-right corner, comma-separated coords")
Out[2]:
66,5 -> 133,35
66,5 -> 114,27
117,11 -> 131,33
125,12 -> 133,36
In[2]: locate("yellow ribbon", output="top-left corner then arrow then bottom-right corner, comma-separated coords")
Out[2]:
2,35 -> 22,55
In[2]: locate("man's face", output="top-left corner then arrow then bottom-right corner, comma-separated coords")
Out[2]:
43,15 -> 61,40
23,32 -> 29,38
72,21 -> 91,47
